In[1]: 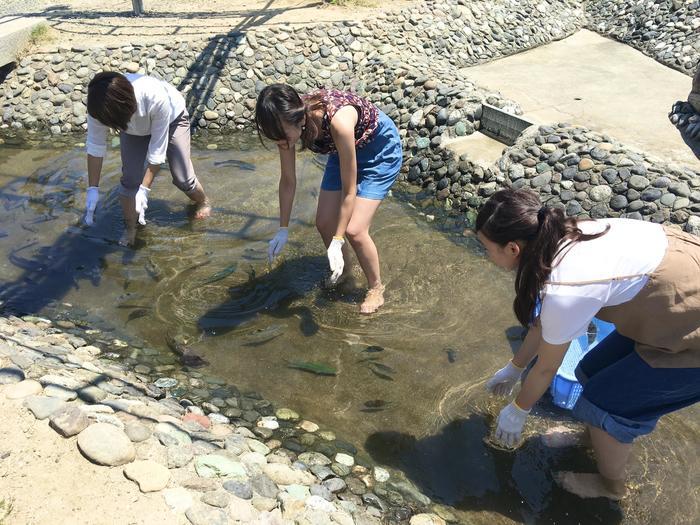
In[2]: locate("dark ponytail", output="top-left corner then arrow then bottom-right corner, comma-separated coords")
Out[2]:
476,188 -> 609,326
254,83 -> 325,150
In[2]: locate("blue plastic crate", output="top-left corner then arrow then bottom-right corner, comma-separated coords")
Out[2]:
549,319 -> 617,410
550,333 -> 589,409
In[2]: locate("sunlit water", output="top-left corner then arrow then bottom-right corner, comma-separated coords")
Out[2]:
0,134 -> 697,524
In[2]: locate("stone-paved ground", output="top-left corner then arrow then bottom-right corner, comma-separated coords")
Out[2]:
586,0 -> 700,76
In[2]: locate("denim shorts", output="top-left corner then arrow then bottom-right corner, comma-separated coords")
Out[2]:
321,110 -> 402,200
572,330 -> 700,443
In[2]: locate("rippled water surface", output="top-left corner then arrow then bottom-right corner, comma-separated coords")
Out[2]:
0,134 -> 698,524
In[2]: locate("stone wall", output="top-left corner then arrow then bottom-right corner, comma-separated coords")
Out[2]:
0,0 -> 584,134
586,0 -> 700,76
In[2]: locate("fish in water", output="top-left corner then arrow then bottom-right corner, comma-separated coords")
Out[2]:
213,159 -> 256,171
201,263 -> 238,285
241,324 -> 286,346
361,399 -> 393,412
286,360 -> 337,376
117,303 -> 152,310
445,348 -> 458,363
125,308 -> 149,324
363,345 -> 384,353
367,361 -> 395,381
165,332 -> 209,368
145,258 -> 164,282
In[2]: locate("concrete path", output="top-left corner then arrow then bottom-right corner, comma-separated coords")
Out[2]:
0,15 -> 45,67
463,29 -> 699,168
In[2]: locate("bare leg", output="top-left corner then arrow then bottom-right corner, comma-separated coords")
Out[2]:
186,181 -> 211,219
316,190 -> 354,282
119,194 -> 138,246
345,197 -> 384,314
556,424 -> 630,499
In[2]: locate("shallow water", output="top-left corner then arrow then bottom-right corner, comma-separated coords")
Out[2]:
0,134 -> 698,524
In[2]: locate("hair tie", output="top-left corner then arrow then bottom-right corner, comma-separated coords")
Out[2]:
537,206 -> 548,223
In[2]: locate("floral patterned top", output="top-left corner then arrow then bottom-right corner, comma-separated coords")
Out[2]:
302,89 -> 379,155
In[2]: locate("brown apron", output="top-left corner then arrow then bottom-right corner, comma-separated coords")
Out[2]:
549,227 -> 700,368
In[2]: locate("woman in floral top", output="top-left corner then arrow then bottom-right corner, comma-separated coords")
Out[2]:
255,84 -> 403,314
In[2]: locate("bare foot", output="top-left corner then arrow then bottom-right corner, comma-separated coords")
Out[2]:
555,471 -> 626,500
119,228 -> 136,247
193,199 -> 212,220
360,284 -> 385,314
542,426 -> 582,448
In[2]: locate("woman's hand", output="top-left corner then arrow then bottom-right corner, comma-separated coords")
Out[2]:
494,401 -> 530,448
268,227 -> 288,262
84,186 -> 99,225
486,361 -> 525,397
327,237 -> 345,283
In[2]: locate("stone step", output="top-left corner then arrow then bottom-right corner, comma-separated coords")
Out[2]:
0,15 -> 46,67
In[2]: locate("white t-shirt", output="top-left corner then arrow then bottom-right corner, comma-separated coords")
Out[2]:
540,218 -> 667,344
86,74 -> 186,165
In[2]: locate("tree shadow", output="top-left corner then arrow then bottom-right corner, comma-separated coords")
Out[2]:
365,414 -> 624,524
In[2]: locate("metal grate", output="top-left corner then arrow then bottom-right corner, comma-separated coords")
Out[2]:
479,103 -> 535,146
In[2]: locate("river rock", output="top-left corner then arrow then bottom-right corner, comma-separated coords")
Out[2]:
124,460 -> 170,492
5,379 -> 43,399
49,405 -> 89,437
77,423 -> 136,466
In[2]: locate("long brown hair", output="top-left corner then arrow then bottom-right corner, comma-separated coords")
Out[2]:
87,72 -> 137,131
476,188 -> 609,326
254,83 -> 325,150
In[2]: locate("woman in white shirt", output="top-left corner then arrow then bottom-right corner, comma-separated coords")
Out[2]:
85,72 -> 211,245
476,188 -> 700,500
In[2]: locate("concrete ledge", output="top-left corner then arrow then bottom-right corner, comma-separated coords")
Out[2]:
0,16 -> 45,67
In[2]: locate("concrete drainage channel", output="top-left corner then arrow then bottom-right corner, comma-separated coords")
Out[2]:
445,104 -> 535,167
0,15 -> 45,69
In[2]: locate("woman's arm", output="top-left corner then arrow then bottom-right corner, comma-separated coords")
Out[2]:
330,106 -> 359,238
515,337 -> 569,410
511,319 -> 542,369
278,143 -> 297,227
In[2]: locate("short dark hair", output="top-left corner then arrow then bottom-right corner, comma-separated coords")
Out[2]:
87,72 -> 137,131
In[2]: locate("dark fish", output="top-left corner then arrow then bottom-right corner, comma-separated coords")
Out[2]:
241,324 -> 286,346
361,400 -> 393,413
165,332 -> 209,368
125,308 -> 149,324
213,159 -> 256,170
201,263 -> 238,284
145,258 -> 164,282
357,356 -> 382,363
368,367 -> 394,381
363,345 -> 384,353
368,362 -> 395,374
445,348 -> 458,363
286,360 -> 337,376
117,303 -> 152,310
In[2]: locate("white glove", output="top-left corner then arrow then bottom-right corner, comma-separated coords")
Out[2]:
486,361 -> 525,397
495,401 -> 530,449
135,184 -> 150,225
268,227 -> 288,262
84,186 -> 99,225
327,237 -> 345,284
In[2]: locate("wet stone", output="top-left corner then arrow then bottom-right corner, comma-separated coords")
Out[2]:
310,465 -> 334,481
323,477 -> 347,493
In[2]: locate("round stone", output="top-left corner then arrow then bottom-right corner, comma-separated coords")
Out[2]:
124,460 -> 170,492
5,379 -> 42,399
334,453 -> 355,467
628,175 -> 650,191
77,423 -> 136,466
125,422 -> 152,442
589,185 -> 612,202
275,408 -> 299,421
410,513 -> 447,525
578,159 -> 594,170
